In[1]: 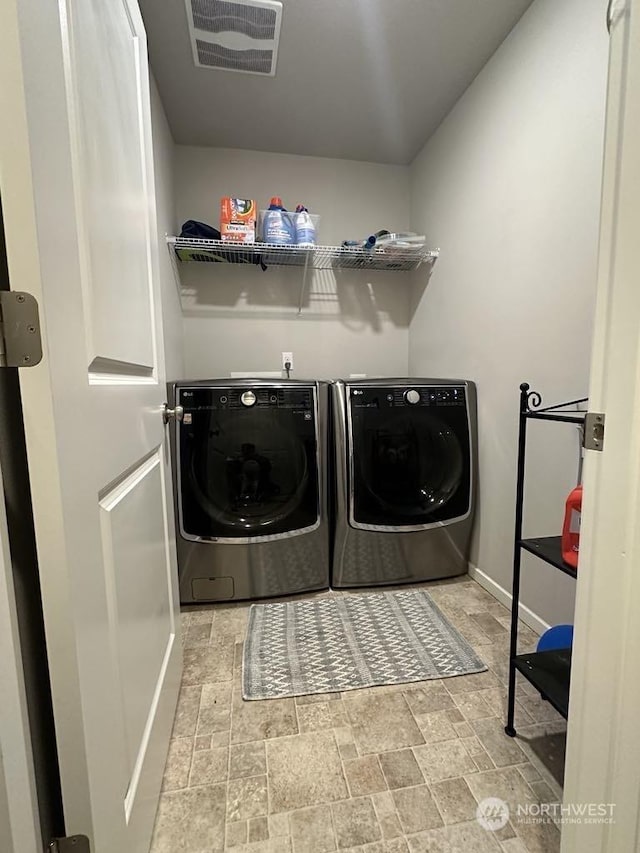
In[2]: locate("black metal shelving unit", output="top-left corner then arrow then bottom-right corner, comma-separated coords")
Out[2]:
505,383 -> 586,737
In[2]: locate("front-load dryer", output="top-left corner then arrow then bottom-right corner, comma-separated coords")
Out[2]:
168,379 -> 329,603
331,378 -> 477,588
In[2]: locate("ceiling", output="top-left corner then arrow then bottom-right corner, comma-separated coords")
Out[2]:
140,0 -> 534,165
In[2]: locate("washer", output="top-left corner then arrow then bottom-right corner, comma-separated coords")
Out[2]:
168,379 -> 329,603
331,378 -> 477,588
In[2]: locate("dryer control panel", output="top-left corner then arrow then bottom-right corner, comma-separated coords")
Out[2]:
350,386 -> 466,409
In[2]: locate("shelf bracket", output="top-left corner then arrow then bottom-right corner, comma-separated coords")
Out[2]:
584,412 -> 605,451
297,251 -> 311,315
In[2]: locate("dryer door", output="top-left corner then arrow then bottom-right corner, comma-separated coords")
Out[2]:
349,385 -> 472,530
178,385 -> 319,540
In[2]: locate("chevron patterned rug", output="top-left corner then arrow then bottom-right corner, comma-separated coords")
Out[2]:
242,589 -> 487,700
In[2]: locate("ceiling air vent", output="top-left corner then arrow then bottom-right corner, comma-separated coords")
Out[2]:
185,0 -> 283,76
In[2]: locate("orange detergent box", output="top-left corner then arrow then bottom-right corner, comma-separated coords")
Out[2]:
220,197 -> 257,243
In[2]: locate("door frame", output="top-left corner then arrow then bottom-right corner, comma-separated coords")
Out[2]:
561,1 -> 640,850
0,466 -> 41,853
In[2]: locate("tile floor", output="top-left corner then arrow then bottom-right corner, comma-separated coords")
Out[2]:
150,578 -> 567,853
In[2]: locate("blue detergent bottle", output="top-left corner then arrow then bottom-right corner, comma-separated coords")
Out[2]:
263,197 -> 295,245
294,204 -> 317,247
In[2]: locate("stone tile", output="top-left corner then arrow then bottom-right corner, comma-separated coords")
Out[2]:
268,839 -> 294,853
378,812 -> 403,840
378,750 -> 423,789
413,740 -> 476,783
403,684 -> 455,715
212,730 -> 231,747
452,691 -> 493,721
470,612 -> 509,638
297,700 -> 348,732
296,692 -> 342,705
371,791 -> 396,816
333,726 -> 355,746
269,813 -> 290,838
171,686 -> 201,738
472,750 -> 495,771
162,738 -> 192,791
500,839 -> 528,853
249,816 -> 270,842
226,820 -> 248,848
211,605 -> 248,638
392,785 -> 443,834
187,607 -> 215,625
406,820 -> 502,852
384,839 -> 409,853
339,743 -> 358,760
196,703 -> 231,737
201,681 -> 232,708
517,693 -> 565,723
331,797 -> 382,848
443,671 -> 499,695
289,804 -> 336,853
267,730 -> 348,812
464,767 -> 560,852
459,735 -> 484,756
227,775 -> 268,821
453,722 -> 473,738
414,710 -> 458,744
478,688 -> 508,717
529,779 -> 560,808
189,746 -> 228,785
150,784 -> 226,853
516,763 -> 542,783
195,735 -> 212,751
344,755 -> 387,796
182,641 -> 234,685
344,693 -> 424,754
471,719 -> 526,768
231,691 -> 298,744
445,708 -> 465,724
229,741 -> 267,779
430,778 -> 478,825
184,622 -> 212,648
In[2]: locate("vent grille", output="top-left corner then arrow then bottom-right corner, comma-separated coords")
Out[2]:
192,0 -> 277,39
196,39 -> 273,73
186,0 -> 282,76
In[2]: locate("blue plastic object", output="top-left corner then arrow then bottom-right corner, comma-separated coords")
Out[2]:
537,624 -> 573,652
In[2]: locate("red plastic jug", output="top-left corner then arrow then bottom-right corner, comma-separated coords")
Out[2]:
561,485 -> 582,569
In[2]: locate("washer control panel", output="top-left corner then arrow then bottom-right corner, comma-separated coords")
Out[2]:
178,386 -> 314,412
350,386 -> 466,408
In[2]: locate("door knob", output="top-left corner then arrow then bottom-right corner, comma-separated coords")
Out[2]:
163,403 -> 184,424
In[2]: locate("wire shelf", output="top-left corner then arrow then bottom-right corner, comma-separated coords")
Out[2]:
167,237 -> 439,272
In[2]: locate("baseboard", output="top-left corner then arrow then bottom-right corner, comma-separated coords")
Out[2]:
468,563 -> 551,637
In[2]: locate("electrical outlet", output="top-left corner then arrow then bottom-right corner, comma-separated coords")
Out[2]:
282,351 -> 293,370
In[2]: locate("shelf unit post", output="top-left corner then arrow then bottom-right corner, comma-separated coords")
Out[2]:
505,382 -> 535,737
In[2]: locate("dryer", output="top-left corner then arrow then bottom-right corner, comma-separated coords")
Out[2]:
331,378 -> 477,587
168,379 -> 329,603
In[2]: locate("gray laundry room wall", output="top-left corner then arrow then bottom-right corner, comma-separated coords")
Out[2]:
173,147 -> 413,380
408,0 -> 609,629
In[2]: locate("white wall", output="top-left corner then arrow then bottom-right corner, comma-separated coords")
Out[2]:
150,76 -> 184,381
408,0 -> 608,628
174,147 -> 412,379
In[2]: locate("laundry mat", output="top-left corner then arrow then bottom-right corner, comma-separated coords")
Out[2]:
242,589 -> 487,700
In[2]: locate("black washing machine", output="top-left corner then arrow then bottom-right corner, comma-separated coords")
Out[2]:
168,379 -> 329,603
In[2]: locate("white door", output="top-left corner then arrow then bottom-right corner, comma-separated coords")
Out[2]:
561,1 -> 640,850
0,0 -> 181,851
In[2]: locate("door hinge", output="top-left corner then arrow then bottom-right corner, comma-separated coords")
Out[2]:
584,412 -> 605,451
49,836 -> 91,853
0,291 -> 43,368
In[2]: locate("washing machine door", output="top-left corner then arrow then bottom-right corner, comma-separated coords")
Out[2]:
348,385 -> 472,530
178,385 -> 319,540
